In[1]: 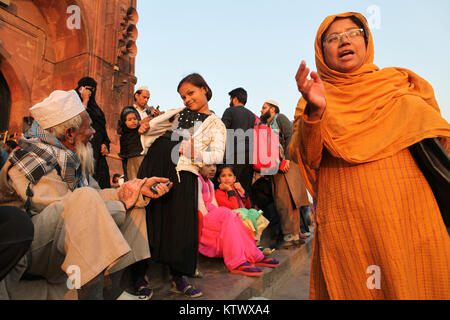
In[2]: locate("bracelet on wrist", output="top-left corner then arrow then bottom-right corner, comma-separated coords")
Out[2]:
119,200 -> 128,211
119,200 -> 135,211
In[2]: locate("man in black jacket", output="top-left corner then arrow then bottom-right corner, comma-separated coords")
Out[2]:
221,87 -> 256,197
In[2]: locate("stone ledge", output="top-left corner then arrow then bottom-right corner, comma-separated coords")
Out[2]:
132,233 -> 314,301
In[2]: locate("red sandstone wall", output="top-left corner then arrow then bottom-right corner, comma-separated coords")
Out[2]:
0,0 -> 139,175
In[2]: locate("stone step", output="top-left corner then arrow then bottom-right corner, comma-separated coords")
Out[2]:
117,231 -> 314,300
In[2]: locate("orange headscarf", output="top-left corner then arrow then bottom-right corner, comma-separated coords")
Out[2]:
290,12 -> 450,196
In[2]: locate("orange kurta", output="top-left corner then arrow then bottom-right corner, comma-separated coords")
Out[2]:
304,118 -> 450,299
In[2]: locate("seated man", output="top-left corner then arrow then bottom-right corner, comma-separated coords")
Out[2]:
0,90 -> 171,300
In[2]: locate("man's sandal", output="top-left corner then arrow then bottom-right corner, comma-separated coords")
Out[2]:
231,263 -> 263,277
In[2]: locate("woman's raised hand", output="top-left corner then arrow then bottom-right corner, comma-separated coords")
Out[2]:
295,61 -> 327,120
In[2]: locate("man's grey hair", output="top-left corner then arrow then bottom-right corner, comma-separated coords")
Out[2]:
47,114 -> 83,141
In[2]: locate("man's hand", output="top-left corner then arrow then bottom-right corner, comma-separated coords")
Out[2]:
281,160 -> 291,173
140,177 -> 172,199
153,106 -> 163,117
118,178 -> 146,210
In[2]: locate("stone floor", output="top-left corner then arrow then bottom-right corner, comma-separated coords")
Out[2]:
116,226 -> 314,300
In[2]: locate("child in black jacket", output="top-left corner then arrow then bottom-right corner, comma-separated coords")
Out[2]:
118,107 -> 144,180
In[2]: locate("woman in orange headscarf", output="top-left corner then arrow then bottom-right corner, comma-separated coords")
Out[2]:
289,12 -> 450,300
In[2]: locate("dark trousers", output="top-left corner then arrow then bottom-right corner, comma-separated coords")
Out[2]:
300,206 -> 311,234
0,207 -> 34,282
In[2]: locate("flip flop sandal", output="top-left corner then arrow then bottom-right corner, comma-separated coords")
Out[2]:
255,257 -> 280,268
136,285 -> 154,300
231,263 -> 263,277
134,280 -> 153,300
171,280 -> 203,298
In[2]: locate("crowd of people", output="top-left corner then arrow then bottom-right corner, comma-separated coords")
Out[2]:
0,11 -> 449,300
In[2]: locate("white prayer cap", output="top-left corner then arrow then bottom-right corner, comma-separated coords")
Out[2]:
136,85 -> 150,93
264,99 -> 279,107
30,90 -> 85,129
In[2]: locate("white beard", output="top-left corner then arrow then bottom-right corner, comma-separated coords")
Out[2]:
75,141 -> 95,177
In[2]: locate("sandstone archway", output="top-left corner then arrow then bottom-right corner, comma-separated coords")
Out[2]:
0,0 -> 89,133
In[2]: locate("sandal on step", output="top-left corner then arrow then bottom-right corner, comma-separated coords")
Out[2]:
134,280 -> 153,300
255,257 -> 280,268
170,277 -> 203,298
231,263 -> 263,277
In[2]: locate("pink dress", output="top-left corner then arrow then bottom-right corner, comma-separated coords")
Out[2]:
198,175 -> 264,270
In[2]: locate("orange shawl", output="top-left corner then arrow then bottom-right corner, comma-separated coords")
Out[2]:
290,12 -> 450,197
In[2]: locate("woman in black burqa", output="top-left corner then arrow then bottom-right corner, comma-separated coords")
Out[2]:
75,77 -> 111,189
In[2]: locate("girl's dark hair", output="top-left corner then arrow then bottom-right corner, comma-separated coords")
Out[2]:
177,73 -> 213,101
117,106 -> 140,135
217,165 -> 237,178
321,15 -> 369,46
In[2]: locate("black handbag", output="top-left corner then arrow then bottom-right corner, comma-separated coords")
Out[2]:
409,138 -> 450,228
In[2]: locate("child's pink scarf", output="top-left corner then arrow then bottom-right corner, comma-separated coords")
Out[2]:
199,174 -> 217,212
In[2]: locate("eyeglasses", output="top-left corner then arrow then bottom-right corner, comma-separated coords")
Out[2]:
323,28 -> 364,45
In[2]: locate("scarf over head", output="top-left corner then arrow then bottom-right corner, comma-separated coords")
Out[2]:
118,107 -> 143,158
10,122 -> 87,191
75,77 -> 106,128
290,12 -> 450,196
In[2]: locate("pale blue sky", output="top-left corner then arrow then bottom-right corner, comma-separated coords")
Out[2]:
135,0 -> 450,122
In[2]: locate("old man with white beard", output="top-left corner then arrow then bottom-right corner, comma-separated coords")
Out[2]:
0,90 -> 172,300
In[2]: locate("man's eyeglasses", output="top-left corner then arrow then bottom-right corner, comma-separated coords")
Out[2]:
323,28 -> 364,45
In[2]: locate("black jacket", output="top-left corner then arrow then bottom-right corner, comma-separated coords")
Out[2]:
221,106 -> 256,163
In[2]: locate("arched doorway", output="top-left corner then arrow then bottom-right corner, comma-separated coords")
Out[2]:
0,71 -> 11,132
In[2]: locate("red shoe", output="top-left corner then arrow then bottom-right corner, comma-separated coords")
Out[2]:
231,263 -> 263,277
255,257 -> 280,268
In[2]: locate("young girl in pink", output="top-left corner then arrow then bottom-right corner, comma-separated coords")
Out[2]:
215,165 -> 269,242
198,165 -> 279,276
